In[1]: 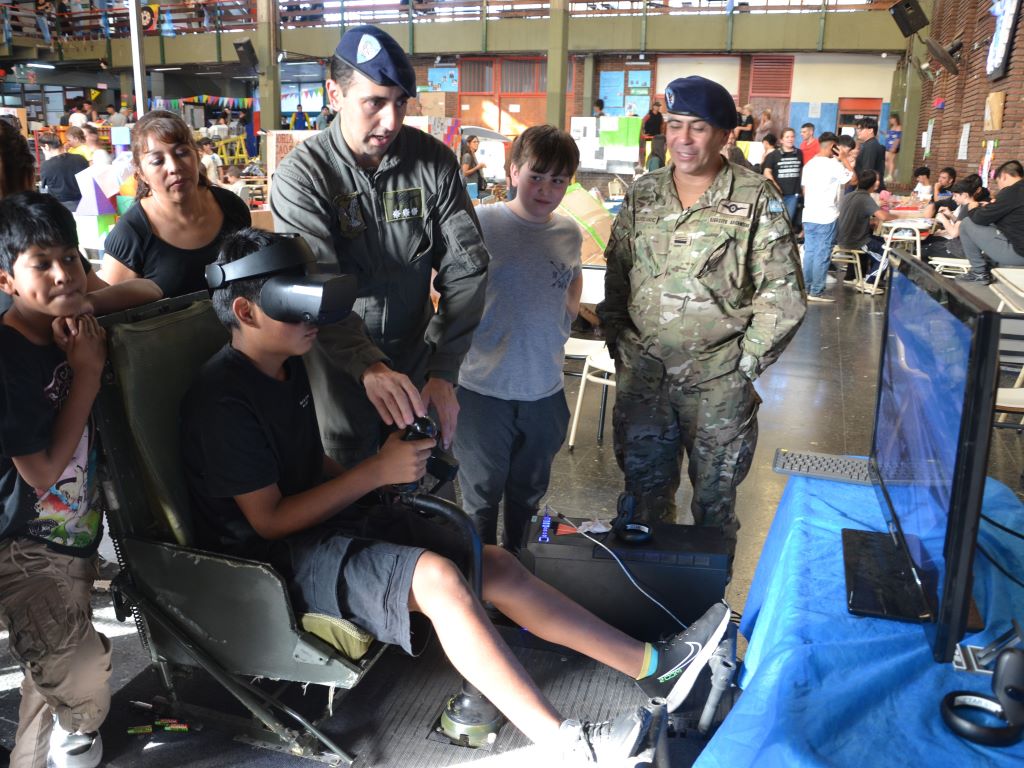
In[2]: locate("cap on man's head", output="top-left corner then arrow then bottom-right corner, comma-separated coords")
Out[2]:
334,25 -> 416,98
663,76 -> 738,131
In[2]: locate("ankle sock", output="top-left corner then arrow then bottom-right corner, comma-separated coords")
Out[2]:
637,643 -> 659,679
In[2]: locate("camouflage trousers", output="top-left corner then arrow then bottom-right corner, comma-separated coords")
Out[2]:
612,351 -> 760,540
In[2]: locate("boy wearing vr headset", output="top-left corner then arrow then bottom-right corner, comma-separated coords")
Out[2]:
183,228 -> 730,764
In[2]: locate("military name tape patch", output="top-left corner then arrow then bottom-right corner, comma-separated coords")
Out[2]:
716,201 -> 752,218
707,216 -> 751,229
384,188 -> 424,222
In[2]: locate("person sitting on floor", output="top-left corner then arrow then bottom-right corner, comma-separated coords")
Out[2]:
956,160 -> 1024,284
182,227 -> 733,764
835,170 -> 892,289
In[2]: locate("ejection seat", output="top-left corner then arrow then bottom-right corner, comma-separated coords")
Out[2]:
93,293 -> 419,765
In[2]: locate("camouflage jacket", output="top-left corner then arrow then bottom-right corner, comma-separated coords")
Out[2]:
599,160 -> 806,385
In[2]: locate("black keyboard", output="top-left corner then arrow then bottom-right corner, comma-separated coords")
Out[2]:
772,448 -> 872,485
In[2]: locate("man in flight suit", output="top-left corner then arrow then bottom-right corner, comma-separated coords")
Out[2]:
271,25 -> 488,465
598,76 -> 806,544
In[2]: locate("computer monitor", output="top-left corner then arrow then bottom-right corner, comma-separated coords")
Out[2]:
842,254 -> 1001,662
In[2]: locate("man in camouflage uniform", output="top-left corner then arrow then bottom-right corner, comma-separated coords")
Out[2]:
598,76 -> 806,544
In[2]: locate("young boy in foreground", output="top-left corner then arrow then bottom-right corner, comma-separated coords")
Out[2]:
0,192 -> 161,768
182,227 -> 730,763
455,125 -> 583,553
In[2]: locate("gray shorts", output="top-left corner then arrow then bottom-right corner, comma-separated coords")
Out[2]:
275,503 -> 468,655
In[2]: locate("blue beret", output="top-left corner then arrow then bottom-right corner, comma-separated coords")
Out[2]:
664,76 -> 738,131
334,25 -> 416,98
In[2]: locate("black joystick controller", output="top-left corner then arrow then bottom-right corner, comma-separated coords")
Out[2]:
612,491 -> 653,544
392,416 -> 439,495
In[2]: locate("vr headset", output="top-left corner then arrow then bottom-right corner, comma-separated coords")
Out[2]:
204,234 -> 357,325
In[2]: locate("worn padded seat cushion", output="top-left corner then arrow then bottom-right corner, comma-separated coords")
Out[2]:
107,299 -> 373,661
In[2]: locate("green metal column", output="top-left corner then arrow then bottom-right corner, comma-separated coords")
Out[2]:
582,54 -> 595,119
256,0 -> 281,135
546,0 -> 569,129
893,0 -> 933,184
119,72 -> 133,109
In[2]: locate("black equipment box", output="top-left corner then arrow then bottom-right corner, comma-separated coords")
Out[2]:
518,514 -> 732,641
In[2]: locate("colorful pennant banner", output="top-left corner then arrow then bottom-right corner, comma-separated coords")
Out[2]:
148,96 -> 255,111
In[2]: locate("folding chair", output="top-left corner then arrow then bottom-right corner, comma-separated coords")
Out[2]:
567,343 -> 616,449
995,315 -> 1024,428
830,246 -> 864,291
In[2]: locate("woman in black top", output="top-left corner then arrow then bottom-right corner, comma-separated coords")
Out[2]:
735,104 -> 754,142
100,111 -> 250,297
460,135 -> 486,197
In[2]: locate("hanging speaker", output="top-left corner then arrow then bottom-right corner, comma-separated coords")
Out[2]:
234,38 -> 259,73
889,0 -> 929,38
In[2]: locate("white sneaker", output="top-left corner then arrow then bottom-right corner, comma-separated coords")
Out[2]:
49,723 -> 102,768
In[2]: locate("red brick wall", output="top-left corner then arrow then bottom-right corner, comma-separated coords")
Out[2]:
913,0 -> 1024,182
737,54 -> 752,107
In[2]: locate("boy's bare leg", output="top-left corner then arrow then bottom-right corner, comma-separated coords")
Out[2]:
408,551 -> 563,745
480,547 -> 645,678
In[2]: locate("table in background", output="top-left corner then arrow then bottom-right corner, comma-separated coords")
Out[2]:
697,476 -> 1024,768
992,267 -> 1024,314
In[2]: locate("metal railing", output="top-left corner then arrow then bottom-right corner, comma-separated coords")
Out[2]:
1,0 -> 888,46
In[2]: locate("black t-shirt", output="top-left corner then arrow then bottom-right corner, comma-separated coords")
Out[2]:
0,320 -> 101,555
968,178 -> 1024,257
181,345 -> 325,560
642,111 -> 664,136
103,186 -> 251,297
854,137 -> 886,191
763,148 -> 803,196
835,189 -> 880,249
40,153 -> 89,204
736,114 -> 754,142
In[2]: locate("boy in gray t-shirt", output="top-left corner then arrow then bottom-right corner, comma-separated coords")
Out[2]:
455,126 -> 582,552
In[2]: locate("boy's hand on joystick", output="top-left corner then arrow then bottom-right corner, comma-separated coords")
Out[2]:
378,430 -> 433,487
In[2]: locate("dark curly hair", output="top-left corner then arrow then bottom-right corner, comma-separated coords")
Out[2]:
0,120 -> 34,199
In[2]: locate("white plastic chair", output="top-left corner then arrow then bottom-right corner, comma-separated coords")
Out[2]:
567,344 -> 616,450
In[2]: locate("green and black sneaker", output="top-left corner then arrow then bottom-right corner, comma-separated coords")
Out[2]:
637,600 -> 731,712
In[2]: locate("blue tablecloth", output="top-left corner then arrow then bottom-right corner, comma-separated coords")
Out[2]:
696,476 -> 1024,768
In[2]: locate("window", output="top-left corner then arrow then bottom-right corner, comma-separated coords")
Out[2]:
462,60 -> 493,93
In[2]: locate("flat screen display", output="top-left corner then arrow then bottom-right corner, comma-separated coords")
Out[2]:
868,257 -> 999,661
872,268 -> 973,604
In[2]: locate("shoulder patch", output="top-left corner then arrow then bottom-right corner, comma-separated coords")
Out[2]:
767,199 -> 784,215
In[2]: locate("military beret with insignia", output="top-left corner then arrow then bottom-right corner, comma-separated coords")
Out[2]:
664,76 -> 738,131
334,25 -> 416,98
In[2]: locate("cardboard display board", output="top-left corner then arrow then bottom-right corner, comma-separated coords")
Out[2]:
265,130 -> 319,187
